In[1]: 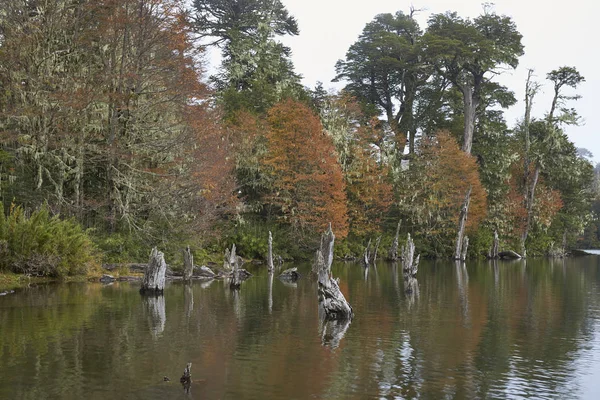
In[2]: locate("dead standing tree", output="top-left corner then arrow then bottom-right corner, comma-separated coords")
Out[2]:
183,246 -> 193,282
140,247 -> 167,294
267,231 -> 275,272
388,219 -> 402,261
316,225 -> 353,320
454,186 -> 472,261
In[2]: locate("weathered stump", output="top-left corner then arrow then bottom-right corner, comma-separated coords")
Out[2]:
402,234 -> 419,295
180,362 -> 192,393
183,246 -> 193,282
362,238 -> 372,267
362,236 -> 382,267
316,225 -> 353,320
140,248 -> 167,294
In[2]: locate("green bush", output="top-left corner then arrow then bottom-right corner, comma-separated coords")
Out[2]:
0,203 -> 98,277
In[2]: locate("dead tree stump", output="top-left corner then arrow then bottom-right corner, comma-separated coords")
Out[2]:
140,247 -> 166,294
183,246 -> 193,282
180,362 -> 192,392
316,225 -> 353,320
402,234 -> 419,295
489,230 -> 499,259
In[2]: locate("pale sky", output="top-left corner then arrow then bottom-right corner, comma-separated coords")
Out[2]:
274,0 -> 599,163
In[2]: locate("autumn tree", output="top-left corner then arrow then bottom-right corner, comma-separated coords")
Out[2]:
318,94 -> 393,239
261,99 -> 348,241
399,131 -> 487,256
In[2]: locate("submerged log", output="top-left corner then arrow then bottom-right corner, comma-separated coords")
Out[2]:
278,267 -> 300,282
454,186 -> 472,260
316,226 -> 353,320
498,250 -> 522,260
267,231 -> 275,272
99,274 -> 116,283
183,246 -> 193,282
387,219 -> 402,261
193,265 -> 216,279
140,248 -> 167,294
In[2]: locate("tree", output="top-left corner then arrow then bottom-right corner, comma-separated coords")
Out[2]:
424,8 -> 523,154
191,0 -> 302,115
334,10 -> 427,155
399,131 -> 487,256
261,100 -> 349,240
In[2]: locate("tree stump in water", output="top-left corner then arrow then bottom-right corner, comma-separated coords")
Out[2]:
140,248 -> 166,294
180,362 -> 192,393
316,225 -> 353,320
228,244 -> 242,290
183,246 -> 193,282
401,234 -> 419,295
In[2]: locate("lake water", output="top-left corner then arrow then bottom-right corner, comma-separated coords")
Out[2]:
3,257 -> 600,399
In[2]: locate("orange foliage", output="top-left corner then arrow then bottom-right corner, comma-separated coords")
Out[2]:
410,131 -> 487,237
262,100 -> 349,238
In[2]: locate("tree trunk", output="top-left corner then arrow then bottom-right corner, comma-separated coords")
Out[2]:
267,231 -> 274,272
489,230 -> 499,259
183,246 -> 193,282
140,247 -> 166,294
362,238 -> 372,267
229,244 -> 241,290
314,223 -> 335,276
461,85 -> 478,154
372,236 -> 381,263
454,186 -> 472,260
522,165 -> 540,258
316,226 -> 353,320
460,236 -> 469,262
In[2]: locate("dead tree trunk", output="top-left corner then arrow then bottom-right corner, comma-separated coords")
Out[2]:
460,236 -> 469,262
313,223 -> 335,276
388,219 -> 402,261
402,234 -> 419,295
267,231 -> 275,272
140,247 -> 166,294
316,226 -> 353,320
229,244 -> 241,290
489,230 -> 499,259
372,236 -> 381,263
454,186 -> 472,260
183,246 -> 193,282
362,239 -> 372,267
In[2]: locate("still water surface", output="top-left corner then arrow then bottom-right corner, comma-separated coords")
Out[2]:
3,258 -> 600,399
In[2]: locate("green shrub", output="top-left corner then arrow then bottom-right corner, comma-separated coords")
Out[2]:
0,203 -> 98,277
